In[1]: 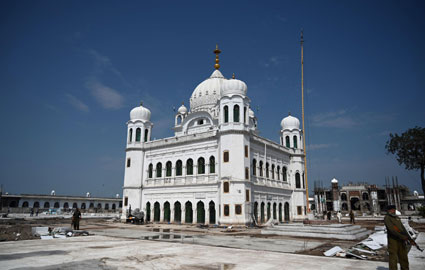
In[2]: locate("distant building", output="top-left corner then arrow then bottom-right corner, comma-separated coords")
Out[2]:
0,193 -> 122,213
312,178 -> 424,215
121,46 -> 307,225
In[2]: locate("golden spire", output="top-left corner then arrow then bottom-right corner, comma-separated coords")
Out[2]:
213,44 -> 221,70
232,73 -> 235,79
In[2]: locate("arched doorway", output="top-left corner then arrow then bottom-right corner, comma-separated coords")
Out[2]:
350,197 -> 360,210
54,202 -> 60,208
63,202 -> 69,209
267,202 -> 271,220
273,203 -> 277,219
284,202 -> 290,222
22,201 -> 29,208
278,203 -> 282,222
146,202 -> 151,222
174,202 -> 181,223
72,203 -> 78,209
34,201 -> 40,208
185,201 -> 193,223
164,202 -> 171,222
197,201 -> 205,224
254,202 -> 258,223
260,202 -> 265,223
154,202 -> 160,222
44,202 -> 50,209
209,201 -> 216,224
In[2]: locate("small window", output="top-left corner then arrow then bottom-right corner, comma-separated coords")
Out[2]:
176,160 -> 183,176
124,197 -> 128,206
233,105 -> 240,122
223,182 -> 229,193
245,189 -> 250,202
245,167 -> 249,180
293,136 -> 298,149
198,119 -> 204,125
285,136 -> 290,148
148,164 -> 153,178
129,128 -> 133,143
144,129 -> 149,142
136,128 -> 141,142
224,106 -> 229,123
223,151 -> 229,163
186,159 -> 193,175
224,204 -> 230,216
295,172 -> 301,188
198,157 -> 205,174
252,159 -> 257,176
297,206 -> 302,215
156,163 -> 162,178
209,156 -> 215,173
126,158 -> 131,168
244,145 -> 248,158
166,161 -> 172,177
235,204 -> 242,215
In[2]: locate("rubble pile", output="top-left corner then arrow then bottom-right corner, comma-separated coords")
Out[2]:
32,226 -> 89,240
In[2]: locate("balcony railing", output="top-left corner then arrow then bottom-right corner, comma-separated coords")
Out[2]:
145,174 -> 218,187
252,176 -> 291,189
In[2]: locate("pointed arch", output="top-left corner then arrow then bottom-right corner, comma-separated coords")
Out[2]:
166,161 -> 172,177
156,162 -> 162,178
209,156 -> 215,173
293,135 -> 298,149
136,128 -> 141,142
176,160 -> 183,176
285,136 -> 290,148
197,157 -> 205,174
224,106 -> 229,123
148,163 -> 153,178
186,159 -> 193,175
233,105 -> 240,122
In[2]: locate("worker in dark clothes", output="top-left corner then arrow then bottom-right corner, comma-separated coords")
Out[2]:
349,210 -> 355,224
72,208 -> 82,230
384,205 -> 412,270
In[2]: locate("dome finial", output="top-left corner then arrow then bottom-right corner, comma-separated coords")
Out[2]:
288,111 -> 291,116
140,101 -> 143,106
213,44 -> 221,70
232,73 -> 235,79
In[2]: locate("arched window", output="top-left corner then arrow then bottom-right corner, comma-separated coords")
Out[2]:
63,202 -> 69,209
89,203 -> 94,209
266,163 -> 270,178
259,161 -> 263,177
198,157 -> 205,174
112,204 -> 116,210
282,167 -> 287,181
209,156 -> 215,173
252,159 -> 257,176
72,202 -> 78,209
97,203 -> 102,209
293,136 -> 298,149
34,201 -> 40,208
271,164 -> 275,179
54,202 -> 60,208
144,129 -> 149,142
295,172 -> 301,188
81,203 -> 86,209
285,136 -> 290,148
362,193 -> 369,201
148,164 -> 153,178
176,160 -> 183,176
156,162 -> 162,178
44,202 -> 50,208
224,106 -> 229,123
276,166 -> 280,180
22,201 -> 29,208
105,203 -> 109,210
129,128 -> 133,143
177,115 -> 182,124
233,105 -> 240,122
223,182 -> 229,193
186,159 -> 193,175
341,193 -> 347,201
166,161 -> 172,177
136,128 -> 141,142
244,107 -> 247,124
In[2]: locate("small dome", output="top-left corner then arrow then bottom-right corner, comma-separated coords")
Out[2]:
249,108 -> 255,118
130,103 -> 151,121
177,103 -> 188,114
190,70 -> 225,111
281,113 -> 300,130
222,78 -> 247,97
331,178 -> 338,184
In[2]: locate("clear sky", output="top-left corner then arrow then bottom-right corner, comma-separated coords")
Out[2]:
1,0 -> 424,197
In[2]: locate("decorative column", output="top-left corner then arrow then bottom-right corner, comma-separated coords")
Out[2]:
182,207 -> 186,223
160,205 -> 164,222
205,206 -> 210,225
171,207 -> 175,223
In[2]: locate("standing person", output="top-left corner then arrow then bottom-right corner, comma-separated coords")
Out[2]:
72,208 -> 82,230
337,211 -> 342,223
384,205 -> 412,270
349,210 -> 355,224
30,208 -> 34,217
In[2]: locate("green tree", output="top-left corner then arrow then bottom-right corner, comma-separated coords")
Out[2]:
385,126 -> 425,195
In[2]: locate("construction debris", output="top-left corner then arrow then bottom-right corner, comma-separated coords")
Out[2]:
324,246 -> 343,256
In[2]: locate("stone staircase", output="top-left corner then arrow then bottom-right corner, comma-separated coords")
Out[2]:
261,223 -> 371,240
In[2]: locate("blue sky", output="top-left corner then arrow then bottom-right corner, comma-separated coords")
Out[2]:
1,0 -> 424,197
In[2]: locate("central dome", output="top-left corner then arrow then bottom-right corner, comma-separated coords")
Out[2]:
190,70 -> 225,112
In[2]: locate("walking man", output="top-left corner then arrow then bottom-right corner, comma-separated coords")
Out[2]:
349,210 -> 355,224
336,211 -> 342,223
384,205 -> 412,270
72,208 -> 82,230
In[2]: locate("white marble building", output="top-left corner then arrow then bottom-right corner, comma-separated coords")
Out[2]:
121,47 -> 307,224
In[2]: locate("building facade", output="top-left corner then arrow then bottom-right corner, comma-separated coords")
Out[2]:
121,47 -> 307,225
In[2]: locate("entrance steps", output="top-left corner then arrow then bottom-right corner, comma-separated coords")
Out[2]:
261,223 -> 371,240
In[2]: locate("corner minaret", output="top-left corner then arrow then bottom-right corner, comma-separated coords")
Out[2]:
121,102 -> 153,221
